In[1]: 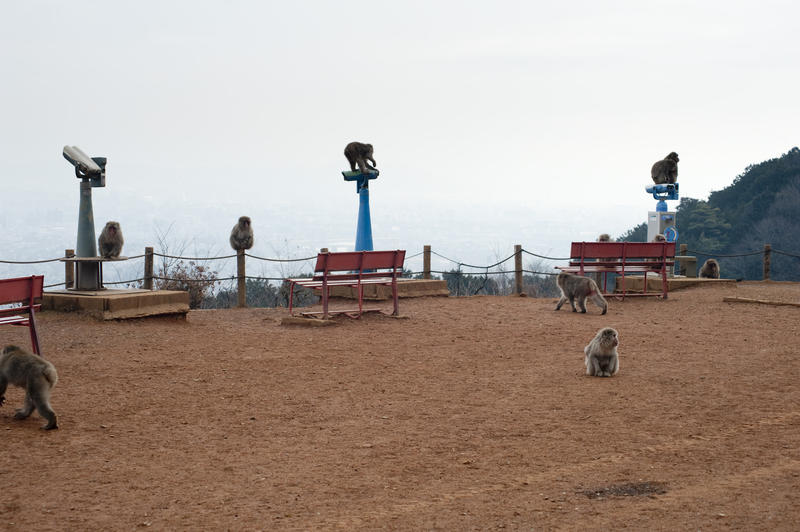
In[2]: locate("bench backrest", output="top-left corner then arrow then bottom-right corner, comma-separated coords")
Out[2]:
0,275 -> 44,307
569,242 -> 676,261
314,250 -> 406,275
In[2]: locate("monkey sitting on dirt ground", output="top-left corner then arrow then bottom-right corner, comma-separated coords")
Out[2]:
0,345 -> 59,429
554,272 -> 608,315
584,327 -> 620,377
699,258 -> 720,279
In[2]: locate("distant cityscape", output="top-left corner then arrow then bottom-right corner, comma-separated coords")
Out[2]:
1,196 -> 643,289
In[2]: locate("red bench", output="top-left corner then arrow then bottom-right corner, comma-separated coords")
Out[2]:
555,242 -> 676,299
286,250 -> 406,319
0,275 -> 44,354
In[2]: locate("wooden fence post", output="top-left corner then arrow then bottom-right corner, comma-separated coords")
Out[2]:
64,249 -> 74,289
763,244 -> 771,281
320,248 -> 329,253
514,244 -> 523,295
423,245 -> 431,279
144,247 -> 154,289
679,243 -> 688,276
237,249 -> 246,307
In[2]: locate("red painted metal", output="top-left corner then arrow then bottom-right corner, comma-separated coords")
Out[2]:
0,275 -> 44,355
287,250 -> 406,319
557,242 -> 675,299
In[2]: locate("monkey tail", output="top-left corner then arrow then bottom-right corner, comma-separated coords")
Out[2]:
42,365 -> 58,388
590,290 -> 608,314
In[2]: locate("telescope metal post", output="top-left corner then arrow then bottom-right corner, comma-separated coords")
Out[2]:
75,179 -> 102,290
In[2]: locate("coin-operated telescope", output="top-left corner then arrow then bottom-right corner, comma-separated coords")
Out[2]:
63,145 -> 106,188
62,146 -> 108,289
645,183 -> 679,242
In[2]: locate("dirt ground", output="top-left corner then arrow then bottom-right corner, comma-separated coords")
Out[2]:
2,281 -> 800,531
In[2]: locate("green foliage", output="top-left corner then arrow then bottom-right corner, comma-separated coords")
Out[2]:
617,223 -> 647,242
619,146 -> 800,280
203,278 -> 316,309
155,260 -> 218,309
676,198 -> 732,254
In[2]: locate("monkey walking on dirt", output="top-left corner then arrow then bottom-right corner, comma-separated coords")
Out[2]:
0,345 -> 59,429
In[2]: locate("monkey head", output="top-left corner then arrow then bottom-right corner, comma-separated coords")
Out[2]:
666,152 -> 679,163
238,216 -> 251,229
105,221 -> 120,235
599,327 -> 619,348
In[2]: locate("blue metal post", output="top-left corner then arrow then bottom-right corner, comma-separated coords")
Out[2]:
355,185 -> 373,251
342,169 -> 379,252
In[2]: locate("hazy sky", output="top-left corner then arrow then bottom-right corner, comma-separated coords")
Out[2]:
2,1 -> 799,268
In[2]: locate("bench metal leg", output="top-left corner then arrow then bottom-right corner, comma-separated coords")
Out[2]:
28,310 -> 41,356
392,279 -> 399,316
322,280 -> 329,319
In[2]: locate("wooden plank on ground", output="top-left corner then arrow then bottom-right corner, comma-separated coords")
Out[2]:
723,297 -> 800,307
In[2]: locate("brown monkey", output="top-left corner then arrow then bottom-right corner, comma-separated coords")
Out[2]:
555,272 -> 608,315
651,234 -> 667,242
699,258 -> 720,279
597,234 -> 613,243
651,152 -> 679,184
344,142 -> 377,174
0,345 -> 58,429
98,221 -> 124,258
584,327 -> 619,377
229,216 -> 254,251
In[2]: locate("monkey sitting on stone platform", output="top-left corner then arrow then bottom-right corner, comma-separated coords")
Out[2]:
0,345 -> 59,430
699,258 -> 720,279
98,221 -> 124,258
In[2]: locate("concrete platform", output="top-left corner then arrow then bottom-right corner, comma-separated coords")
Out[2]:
43,288 -> 190,320
616,275 -> 737,294
328,278 -> 449,300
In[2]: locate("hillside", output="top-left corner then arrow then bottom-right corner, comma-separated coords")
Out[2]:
620,147 -> 800,280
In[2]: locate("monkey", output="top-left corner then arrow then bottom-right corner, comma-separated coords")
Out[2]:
651,152 -> 679,184
98,221 -> 124,258
651,234 -> 667,242
554,272 -> 608,315
584,327 -> 619,377
344,142 -> 377,175
597,234 -> 613,243
0,345 -> 58,429
699,258 -> 720,279
229,216 -> 254,251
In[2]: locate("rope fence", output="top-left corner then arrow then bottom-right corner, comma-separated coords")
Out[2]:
2,242 -> 798,301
